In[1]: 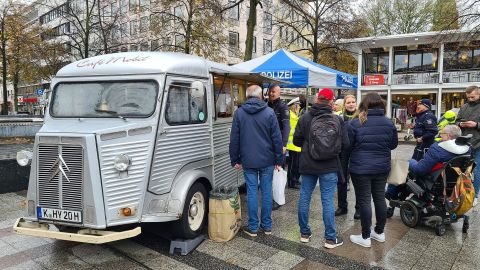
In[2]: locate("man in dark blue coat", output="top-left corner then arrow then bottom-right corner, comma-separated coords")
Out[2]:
229,85 -> 283,237
412,99 -> 438,161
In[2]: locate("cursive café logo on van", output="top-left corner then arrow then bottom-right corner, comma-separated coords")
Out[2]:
76,56 -> 150,69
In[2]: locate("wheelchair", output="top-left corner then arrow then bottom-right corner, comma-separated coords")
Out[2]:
388,136 -> 475,236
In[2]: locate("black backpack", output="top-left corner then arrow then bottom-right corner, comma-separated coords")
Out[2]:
308,113 -> 342,160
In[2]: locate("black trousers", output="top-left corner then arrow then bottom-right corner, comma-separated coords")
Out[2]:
412,140 -> 434,161
337,152 -> 359,211
286,151 -> 300,187
351,172 -> 389,239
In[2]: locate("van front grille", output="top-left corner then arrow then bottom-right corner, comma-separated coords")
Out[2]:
37,144 -> 84,211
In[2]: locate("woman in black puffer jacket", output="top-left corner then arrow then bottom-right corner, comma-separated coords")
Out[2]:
347,92 -> 398,248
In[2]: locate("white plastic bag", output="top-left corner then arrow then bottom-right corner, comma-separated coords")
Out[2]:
272,168 -> 287,205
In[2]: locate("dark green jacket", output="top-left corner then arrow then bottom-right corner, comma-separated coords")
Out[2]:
457,100 -> 480,149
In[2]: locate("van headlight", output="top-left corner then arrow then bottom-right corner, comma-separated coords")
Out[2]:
16,150 -> 33,166
114,154 -> 131,171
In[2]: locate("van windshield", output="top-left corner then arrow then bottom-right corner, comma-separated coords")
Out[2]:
51,81 -> 158,118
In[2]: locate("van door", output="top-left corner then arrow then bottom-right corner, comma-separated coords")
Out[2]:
148,77 -> 212,195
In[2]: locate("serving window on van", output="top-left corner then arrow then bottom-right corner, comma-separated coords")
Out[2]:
165,81 -> 207,125
213,76 -> 247,119
51,81 -> 158,118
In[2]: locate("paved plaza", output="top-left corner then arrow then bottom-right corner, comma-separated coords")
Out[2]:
1,144 -> 480,270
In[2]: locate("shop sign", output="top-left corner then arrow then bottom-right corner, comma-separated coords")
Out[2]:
364,75 -> 385,85
24,98 -> 38,103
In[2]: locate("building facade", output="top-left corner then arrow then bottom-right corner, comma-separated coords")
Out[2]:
344,30 -> 480,122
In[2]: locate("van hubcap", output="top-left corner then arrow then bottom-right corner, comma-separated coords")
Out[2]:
188,192 -> 205,231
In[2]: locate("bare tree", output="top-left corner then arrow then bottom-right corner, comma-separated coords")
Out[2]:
148,0 -> 228,61
455,0 -> 480,35
276,0 -> 354,63
0,1 -> 14,115
362,0 -> 434,36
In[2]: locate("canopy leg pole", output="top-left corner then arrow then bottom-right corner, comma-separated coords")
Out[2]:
306,87 -> 309,112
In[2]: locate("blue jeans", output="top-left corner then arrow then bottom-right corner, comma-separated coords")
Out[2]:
474,149 -> 480,198
298,172 -> 338,240
243,166 -> 274,232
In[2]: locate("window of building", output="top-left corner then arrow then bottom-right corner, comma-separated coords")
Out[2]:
175,34 -> 185,50
253,37 -> 256,53
228,0 -> 239,20
393,49 -> 438,73
120,0 -> 128,14
129,0 -> 138,12
111,2 -> 118,15
130,44 -> 138,51
364,53 -> 389,74
229,31 -> 239,48
140,16 -> 149,33
102,5 -> 111,17
473,49 -> 480,68
264,12 -> 272,33
130,20 -> 138,36
408,51 -> 422,71
140,42 -> 149,51
165,82 -> 207,125
263,39 -> 272,54
120,22 -> 128,38
443,46 -> 480,71
174,6 -> 184,21
151,39 -> 159,51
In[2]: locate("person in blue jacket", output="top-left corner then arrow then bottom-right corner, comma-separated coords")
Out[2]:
386,125 -> 469,217
229,85 -> 283,237
409,125 -> 469,176
412,99 -> 438,161
347,92 -> 398,248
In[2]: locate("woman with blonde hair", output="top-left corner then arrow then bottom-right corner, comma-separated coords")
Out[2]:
347,92 -> 398,248
335,95 -> 360,218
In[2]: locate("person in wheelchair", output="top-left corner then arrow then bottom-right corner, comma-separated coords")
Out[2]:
386,125 -> 470,217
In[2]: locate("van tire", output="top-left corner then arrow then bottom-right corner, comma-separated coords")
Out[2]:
171,182 -> 208,239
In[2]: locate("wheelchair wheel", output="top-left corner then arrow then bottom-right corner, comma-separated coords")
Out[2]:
435,224 -> 446,236
404,135 -> 410,141
400,201 -> 419,228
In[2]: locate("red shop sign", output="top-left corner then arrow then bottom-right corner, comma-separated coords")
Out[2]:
363,75 -> 385,86
24,98 -> 38,103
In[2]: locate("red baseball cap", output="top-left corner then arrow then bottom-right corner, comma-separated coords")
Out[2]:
317,88 -> 334,101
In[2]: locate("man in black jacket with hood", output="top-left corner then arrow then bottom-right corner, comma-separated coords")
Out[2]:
293,88 -> 349,249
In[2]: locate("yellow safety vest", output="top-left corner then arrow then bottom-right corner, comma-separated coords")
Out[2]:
286,110 -> 301,152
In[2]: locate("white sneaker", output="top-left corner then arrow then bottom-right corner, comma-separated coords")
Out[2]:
370,229 -> 385,243
350,234 -> 371,248
473,198 -> 478,207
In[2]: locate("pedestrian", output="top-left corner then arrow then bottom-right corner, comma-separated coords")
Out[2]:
407,97 -> 417,118
457,85 -> 480,206
229,85 -> 283,237
333,99 -> 344,115
412,98 -> 438,161
293,88 -> 349,249
334,95 -> 360,219
386,98 -> 437,217
348,92 -> 398,248
286,97 -> 301,189
268,85 -> 290,209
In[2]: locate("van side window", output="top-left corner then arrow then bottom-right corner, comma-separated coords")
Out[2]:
165,82 -> 207,125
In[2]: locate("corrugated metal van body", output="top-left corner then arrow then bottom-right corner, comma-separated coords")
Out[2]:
212,120 -> 238,187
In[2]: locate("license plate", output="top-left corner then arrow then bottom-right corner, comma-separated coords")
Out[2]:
37,207 -> 82,223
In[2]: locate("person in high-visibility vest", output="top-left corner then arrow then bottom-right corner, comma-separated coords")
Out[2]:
435,110 -> 456,142
286,97 -> 302,188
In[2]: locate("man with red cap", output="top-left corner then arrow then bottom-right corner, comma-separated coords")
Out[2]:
293,88 -> 350,249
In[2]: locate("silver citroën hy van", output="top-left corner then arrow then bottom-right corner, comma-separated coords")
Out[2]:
14,52 -> 282,244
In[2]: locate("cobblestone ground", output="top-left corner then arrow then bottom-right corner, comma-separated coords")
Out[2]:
1,144 -> 480,270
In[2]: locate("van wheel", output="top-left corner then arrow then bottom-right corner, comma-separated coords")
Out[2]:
171,182 -> 208,239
